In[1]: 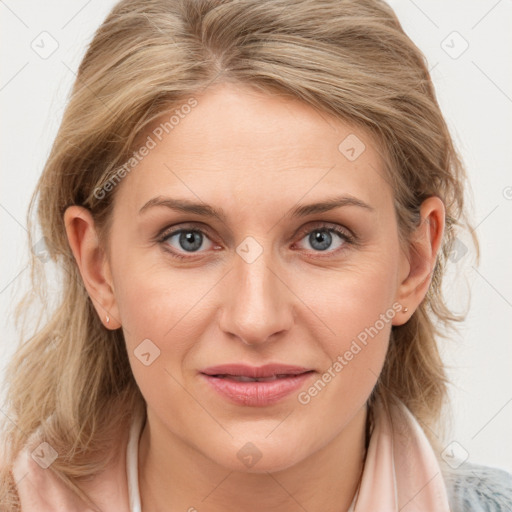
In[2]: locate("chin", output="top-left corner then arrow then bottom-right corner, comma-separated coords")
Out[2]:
206,438 -> 308,474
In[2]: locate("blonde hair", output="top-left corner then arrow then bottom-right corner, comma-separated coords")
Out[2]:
1,0 -> 478,508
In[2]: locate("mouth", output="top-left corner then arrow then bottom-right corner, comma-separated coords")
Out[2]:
200,364 -> 315,406
201,363 -> 313,379
208,374 -> 309,382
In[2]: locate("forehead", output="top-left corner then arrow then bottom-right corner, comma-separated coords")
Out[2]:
116,83 -> 392,214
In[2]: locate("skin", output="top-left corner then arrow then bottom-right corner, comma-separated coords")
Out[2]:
65,82 -> 444,512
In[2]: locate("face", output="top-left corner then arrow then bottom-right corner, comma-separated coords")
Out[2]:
105,83 -> 408,472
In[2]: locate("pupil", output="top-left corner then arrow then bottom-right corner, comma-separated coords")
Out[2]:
310,230 -> 331,251
179,231 -> 202,251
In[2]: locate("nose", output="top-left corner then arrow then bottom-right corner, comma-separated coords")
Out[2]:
218,245 -> 294,346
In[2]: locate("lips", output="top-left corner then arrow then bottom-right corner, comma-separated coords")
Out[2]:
201,363 -> 312,379
214,374 -> 291,382
200,364 -> 315,406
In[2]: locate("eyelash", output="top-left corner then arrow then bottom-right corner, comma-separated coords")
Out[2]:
155,222 -> 356,261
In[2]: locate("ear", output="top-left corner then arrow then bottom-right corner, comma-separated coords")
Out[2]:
392,196 -> 445,326
63,205 -> 121,329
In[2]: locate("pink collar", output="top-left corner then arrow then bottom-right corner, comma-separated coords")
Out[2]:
12,398 -> 450,511
353,398 -> 450,511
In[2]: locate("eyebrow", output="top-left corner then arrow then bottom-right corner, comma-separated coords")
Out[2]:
138,194 -> 374,221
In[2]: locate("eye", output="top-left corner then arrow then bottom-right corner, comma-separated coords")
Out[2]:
157,226 -> 216,259
156,222 -> 355,261
294,223 -> 354,256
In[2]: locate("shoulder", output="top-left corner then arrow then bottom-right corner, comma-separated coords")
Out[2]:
443,462 -> 512,512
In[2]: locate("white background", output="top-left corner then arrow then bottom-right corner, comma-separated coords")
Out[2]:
1,1 -> 511,472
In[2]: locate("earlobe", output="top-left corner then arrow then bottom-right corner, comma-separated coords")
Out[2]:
63,205 -> 121,329
392,196 -> 445,326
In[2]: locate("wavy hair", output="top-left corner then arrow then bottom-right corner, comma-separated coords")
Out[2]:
0,0 -> 478,508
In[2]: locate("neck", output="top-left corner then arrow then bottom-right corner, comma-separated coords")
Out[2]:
138,404 -> 368,512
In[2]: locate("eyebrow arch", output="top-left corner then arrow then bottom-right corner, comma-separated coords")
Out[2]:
139,196 -> 228,222
138,194 -> 374,221
289,195 -> 374,217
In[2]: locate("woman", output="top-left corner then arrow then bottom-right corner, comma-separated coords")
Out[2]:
1,0 -> 511,510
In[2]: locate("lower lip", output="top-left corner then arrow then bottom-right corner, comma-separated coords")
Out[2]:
201,372 -> 314,406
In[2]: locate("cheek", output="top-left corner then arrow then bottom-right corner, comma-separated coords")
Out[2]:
110,245 -> 225,389
109,226 -> 194,336
296,253 -> 399,348
112,264 -> 201,407
293,254 -> 399,404
114,267 -> 204,358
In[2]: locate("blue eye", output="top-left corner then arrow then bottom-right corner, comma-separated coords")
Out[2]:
156,222 -> 354,260
159,228 -> 215,259
299,227 -> 349,252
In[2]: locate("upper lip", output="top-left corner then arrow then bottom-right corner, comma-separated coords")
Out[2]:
201,364 -> 313,378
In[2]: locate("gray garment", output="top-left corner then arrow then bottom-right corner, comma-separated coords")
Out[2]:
444,463 -> 512,511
